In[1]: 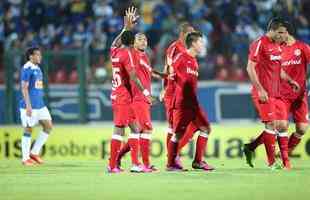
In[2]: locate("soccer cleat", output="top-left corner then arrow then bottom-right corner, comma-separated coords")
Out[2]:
22,159 -> 36,166
269,162 -> 282,170
166,164 -> 188,172
130,165 -> 144,173
143,165 -> 160,173
107,166 -> 123,173
149,165 -> 160,172
243,144 -> 254,168
175,155 -> 183,168
283,161 -> 292,170
30,154 -> 44,164
192,161 -> 215,171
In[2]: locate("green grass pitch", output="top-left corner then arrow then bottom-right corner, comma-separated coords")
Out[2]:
0,123 -> 309,200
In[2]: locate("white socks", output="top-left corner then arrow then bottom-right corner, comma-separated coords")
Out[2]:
31,131 -> 49,155
22,133 -> 31,161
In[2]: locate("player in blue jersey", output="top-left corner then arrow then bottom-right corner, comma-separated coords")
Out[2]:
20,47 -> 53,166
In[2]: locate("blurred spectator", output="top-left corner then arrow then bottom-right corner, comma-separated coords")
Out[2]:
0,0 -> 309,82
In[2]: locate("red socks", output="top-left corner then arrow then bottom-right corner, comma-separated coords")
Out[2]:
166,128 -> 173,151
109,134 -> 123,169
128,134 -> 140,166
178,122 -> 198,152
117,141 -> 130,161
288,132 -> 302,154
277,132 -> 289,166
248,132 -> 265,151
194,132 -> 208,163
263,130 -> 276,166
140,134 -> 151,167
167,136 -> 178,167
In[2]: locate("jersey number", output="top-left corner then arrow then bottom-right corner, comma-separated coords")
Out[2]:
112,68 -> 121,90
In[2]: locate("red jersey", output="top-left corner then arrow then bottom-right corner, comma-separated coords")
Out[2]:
164,39 -> 187,100
172,51 -> 199,109
131,48 -> 152,103
280,41 -> 310,100
110,47 -> 135,105
248,35 -> 282,97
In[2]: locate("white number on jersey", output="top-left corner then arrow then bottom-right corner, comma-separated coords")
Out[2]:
112,68 -> 121,90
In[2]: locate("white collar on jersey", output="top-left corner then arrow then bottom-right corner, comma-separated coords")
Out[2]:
23,61 -> 39,70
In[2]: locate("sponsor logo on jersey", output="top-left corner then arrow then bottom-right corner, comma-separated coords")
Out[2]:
111,57 -> 120,63
270,55 -> 281,61
281,59 -> 302,66
294,49 -> 301,56
187,67 -> 198,76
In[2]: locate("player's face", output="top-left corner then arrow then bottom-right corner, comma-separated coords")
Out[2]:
193,37 -> 204,54
31,50 -> 42,64
134,34 -> 148,51
271,26 -> 288,43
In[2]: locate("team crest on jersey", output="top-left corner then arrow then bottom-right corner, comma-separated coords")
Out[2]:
294,49 -> 301,56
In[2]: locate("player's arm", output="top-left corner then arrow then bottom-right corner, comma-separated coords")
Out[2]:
158,63 -> 169,102
111,7 -> 138,48
152,68 -> 168,80
247,39 -> 268,102
246,60 -> 268,102
125,50 -> 154,103
21,69 -> 32,116
280,69 -> 300,92
129,70 -> 151,96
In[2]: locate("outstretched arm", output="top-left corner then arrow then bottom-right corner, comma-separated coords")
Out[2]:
111,7 -> 139,48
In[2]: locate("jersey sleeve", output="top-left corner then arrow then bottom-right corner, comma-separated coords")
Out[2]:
303,44 -> 310,64
21,68 -> 32,82
248,39 -> 263,62
166,45 -> 176,66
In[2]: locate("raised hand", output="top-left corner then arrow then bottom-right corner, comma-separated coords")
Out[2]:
124,6 -> 139,30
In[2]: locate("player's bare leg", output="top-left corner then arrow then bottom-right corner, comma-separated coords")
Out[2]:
22,126 -> 36,166
29,120 -> 52,164
288,122 -> 308,154
276,120 -> 291,170
192,126 -> 214,171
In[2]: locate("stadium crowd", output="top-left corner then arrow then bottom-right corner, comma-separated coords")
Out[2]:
0,0 -> 309,83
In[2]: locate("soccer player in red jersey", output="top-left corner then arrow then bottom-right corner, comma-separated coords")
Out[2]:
114,8 -> 167,173
246,30 -> 310,169
162,23 -> 204,163
243,18 -> 300,169
280,35 -> 310,156
108,7 -> 146,173
275,33 -> 310,169
116,32 -> 163,172
166,32 -> 213,171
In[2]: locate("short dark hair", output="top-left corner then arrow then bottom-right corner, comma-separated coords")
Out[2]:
121,30 -> 135,46
267,17 -> 291,31
25,47 -> 40,60
185,31 -> 203,48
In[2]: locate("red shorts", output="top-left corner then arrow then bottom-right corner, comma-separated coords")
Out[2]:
163,97 -> 174,127
132,101 -> 152,131
252,95 -> 287,122
112,104 -> 135,127
283,96 -> 309,123
173,106 -> 210,135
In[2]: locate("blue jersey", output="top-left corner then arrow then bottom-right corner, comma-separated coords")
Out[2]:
19,61 -> 45,109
